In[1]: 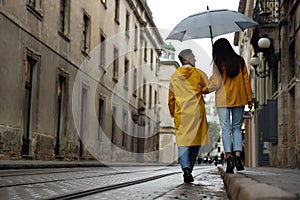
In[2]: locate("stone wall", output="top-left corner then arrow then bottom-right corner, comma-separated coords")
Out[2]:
0,0 -> 163,163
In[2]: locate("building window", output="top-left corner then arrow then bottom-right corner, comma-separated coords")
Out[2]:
155,58 -> 159,76
59,0 -> 66,33
131,125 -> 135,152
113,47 -> 119,81
112,107 -> 117,144
55,74 -> 66,157
133,68 -> 137,97
143,79 -> 146,103
59,0 -> 70,35
144,41 -> 147,62
147,121 -> 151,143
98,98 -> 105,142
27,0 -> 42,10
134,25 -> 138,51
22,55 -> 38,156
124,58 -> 129,90
154,90 -> 157,113
82,12 -> 91,54
100,33 -> 106,68
150,49 -> 153,70
122,111 -> 128,147
149,85 -> 152,109
114,0 -> 120,24
26,0 -> 43,20
28,0 -> 36,7
125,11 -> 130,36
79,86 -> 88,158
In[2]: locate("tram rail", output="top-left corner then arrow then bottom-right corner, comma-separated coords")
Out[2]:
48,171 -> 180,200
0,166 -> 183,200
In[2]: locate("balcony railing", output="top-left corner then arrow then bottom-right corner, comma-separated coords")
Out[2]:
253,0 -> 280,24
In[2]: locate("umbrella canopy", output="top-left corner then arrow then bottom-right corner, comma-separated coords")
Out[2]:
166,9 -> 258,43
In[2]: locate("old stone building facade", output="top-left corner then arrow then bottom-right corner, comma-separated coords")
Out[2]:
157,42 -> 179,164
237,0 -> 300,168
0,0 -> 163,163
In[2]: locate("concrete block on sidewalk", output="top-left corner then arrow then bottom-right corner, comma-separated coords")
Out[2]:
218,167 -> 298,200
236,182 -> 298,200
223,172 -> 244,189
227,177 -> 256,200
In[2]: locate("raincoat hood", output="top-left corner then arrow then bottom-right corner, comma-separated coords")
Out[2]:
176,66 -> 195,80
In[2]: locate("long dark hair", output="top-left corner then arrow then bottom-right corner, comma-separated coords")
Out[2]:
212,38 -> 243,77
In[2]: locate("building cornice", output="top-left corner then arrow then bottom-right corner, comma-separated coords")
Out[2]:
126,0 -> 163,44
160,60 -> 180,68
126,0 -> 147,26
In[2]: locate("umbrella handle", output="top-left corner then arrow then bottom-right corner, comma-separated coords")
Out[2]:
209,25 -> 213,47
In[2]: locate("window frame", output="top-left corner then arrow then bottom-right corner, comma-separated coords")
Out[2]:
125,10 -> 130,37
82,11 -> 91,54
98,98 -> 105,143
26,0 -> 43,20
58,0 -> 70,37
124,58 -> 129,90
113,46 -> 119,82
100,32 -> 106,68
28,0 -> 36,7
144,41 -> 147,62
114,0 -> 120,24
133,68 -> 137,97
122,110 -> 128,147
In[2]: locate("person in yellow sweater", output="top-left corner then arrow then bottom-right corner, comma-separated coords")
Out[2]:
204,38 -> 252,173
168,49 -> 210,183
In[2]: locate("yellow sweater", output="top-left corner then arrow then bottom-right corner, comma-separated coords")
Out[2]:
204,63 -> 252,107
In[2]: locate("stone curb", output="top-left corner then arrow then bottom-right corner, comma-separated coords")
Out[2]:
218,167 -> 298,200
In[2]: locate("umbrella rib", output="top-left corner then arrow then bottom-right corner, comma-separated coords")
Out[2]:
235,22 -> 245,31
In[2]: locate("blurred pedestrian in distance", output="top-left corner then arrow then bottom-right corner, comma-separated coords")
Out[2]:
203,38 -> 252,173
197,156 -> 202,164
213,154 -> 219,166
220,151 -> 225,166
168,49 -> 210,183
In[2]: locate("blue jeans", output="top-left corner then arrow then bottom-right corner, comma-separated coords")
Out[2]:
178,146 -> 200,171
217,106 -> 244,154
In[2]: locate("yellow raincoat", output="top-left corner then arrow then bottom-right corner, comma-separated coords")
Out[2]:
168,66 -> 210,146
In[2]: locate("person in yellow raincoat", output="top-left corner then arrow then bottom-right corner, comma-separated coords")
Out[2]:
168,49 -> 210,183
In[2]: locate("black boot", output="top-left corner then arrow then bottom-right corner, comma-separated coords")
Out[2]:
225,156 -> 235,173
183,168 -> 194,183
234,156 -> 244,171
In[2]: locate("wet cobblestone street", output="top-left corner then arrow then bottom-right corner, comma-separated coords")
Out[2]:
0,165 -> 228,200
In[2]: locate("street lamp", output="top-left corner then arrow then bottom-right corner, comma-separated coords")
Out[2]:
250,37 -> 271,78
250,54 -> 260,68
258,37 -> 271,49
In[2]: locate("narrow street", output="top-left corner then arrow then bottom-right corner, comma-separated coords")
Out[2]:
0,165 -> 228,200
